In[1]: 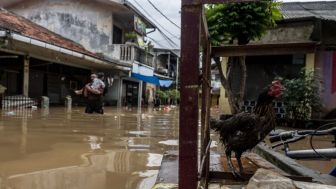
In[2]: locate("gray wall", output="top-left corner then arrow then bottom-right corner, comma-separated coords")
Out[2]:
7,0 -> 122,57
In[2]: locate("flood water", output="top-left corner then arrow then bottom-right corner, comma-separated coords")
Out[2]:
0,107 -> 335,189
0,107 -> 179,189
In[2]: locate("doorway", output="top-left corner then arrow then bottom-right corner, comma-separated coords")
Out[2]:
125,81 -> 139,107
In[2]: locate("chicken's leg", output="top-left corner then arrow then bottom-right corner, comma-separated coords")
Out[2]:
225,150 -> 241,178
236,152 -> 244,175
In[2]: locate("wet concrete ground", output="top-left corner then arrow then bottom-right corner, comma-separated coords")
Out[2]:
0,107 -> 179,189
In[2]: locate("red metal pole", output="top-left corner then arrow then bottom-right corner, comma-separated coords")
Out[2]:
179,2 -> 201,189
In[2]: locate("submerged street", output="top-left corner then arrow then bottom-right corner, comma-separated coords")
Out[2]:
0,107 -> 179,189
0,107 -> 335,189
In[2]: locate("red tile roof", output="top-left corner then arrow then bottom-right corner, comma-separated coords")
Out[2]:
0,8 -> 97,57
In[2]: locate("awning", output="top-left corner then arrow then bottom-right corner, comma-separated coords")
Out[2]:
131,73 -> 159,85
159,80 -> 173,87
132,73 -> 174,87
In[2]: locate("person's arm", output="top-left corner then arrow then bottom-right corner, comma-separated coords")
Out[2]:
85,84 -> 102,95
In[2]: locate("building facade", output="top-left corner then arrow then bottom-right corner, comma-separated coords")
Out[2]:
218,1 -> 336,117
0,0 -> 173,108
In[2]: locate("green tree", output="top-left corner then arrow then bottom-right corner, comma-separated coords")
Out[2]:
156,90 -> 169,104
167,89 -> 180,105
206,1 -> 282,113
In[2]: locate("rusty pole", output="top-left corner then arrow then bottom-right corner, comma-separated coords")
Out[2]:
179,1 -> 201,189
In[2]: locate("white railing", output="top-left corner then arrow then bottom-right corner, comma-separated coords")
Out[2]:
111,44 -> 154,67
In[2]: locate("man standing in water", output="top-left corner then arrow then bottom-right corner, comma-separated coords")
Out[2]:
75,73 -> 105,114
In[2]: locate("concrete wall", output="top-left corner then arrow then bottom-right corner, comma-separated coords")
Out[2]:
315,51 -> 336,112
7,0 -> 120,56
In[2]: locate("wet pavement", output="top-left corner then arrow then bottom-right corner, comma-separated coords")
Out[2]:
0,107 -> 179,189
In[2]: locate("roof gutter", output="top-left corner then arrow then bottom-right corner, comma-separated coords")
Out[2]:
0,29 -> 131,71
147,28 -> 156,35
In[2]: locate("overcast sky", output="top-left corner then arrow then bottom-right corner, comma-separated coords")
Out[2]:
130,0 -> 335,49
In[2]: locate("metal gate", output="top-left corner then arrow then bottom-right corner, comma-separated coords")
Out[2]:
180,1 -> 258,189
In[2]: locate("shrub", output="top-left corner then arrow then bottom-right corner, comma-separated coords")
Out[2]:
282,69 -> 322,120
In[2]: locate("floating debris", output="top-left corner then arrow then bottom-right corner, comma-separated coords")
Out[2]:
152,183 -> 178,189
158,140 -> 178,146
147,153 -> 163,167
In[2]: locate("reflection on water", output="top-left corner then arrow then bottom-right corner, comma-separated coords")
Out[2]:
0,107 -> 179,189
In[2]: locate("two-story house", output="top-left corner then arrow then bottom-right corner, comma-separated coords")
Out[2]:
1,0 -> 158,107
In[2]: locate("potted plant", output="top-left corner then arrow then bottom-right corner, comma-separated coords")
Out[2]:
124,31 -> 137,44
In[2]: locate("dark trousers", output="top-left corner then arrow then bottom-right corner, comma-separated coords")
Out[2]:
85,96 -> 104,114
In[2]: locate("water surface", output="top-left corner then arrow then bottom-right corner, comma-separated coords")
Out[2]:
0,107 -> 179,189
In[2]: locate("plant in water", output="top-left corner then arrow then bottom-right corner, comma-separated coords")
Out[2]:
167,89 -> 180,104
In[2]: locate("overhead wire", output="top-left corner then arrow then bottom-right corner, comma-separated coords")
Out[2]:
132,0 -> 177,37
146,0 -> 181,29
131,0 -> 179,48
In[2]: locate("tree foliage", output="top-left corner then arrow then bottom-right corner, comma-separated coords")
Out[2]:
206,1 -> 282,45
205,1 -> 282,114
156,89 -> 180,105
282,70 -> 322,120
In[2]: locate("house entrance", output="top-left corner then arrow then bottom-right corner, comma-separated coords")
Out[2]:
125,81 -> 139,107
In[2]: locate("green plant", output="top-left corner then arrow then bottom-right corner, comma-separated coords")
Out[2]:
282,69 -> 322,120
167,89 -> 180,104
156,90 -> 168,100
125,31 -> 137,42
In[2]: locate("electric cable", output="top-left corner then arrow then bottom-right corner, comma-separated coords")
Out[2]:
309,122 -> 336,160
146,0 -> 181,29
132,0 -> 179,47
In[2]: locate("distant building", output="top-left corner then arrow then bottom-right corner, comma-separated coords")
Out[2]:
218,1 -> 336,117
0,0 -> 179,108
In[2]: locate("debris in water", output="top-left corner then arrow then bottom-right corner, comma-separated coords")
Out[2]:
129,131 -> 150,136
152,183 -> 178,189
158,140 -> 178,146
147,153 -> 163,167
5,111 -> 15,116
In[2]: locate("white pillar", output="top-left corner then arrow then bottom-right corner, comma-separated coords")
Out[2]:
138,81 -> 143,108
23,56 -> 29,96
118,78 -> 124,108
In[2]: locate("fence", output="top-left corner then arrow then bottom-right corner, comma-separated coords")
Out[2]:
1,95 -> 39,110
242,100 -> 286,119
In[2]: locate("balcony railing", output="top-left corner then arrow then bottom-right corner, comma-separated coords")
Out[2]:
111,44 -> 154,67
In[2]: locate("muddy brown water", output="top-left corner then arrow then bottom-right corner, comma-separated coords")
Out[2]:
0,107 -> 335,189
0,107 -> 179,189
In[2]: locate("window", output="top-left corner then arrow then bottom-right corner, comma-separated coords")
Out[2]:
292,54 -> 305,65
113,25 -> 122,44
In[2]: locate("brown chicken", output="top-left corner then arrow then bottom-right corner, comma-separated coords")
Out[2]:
210,80 -> 284,177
